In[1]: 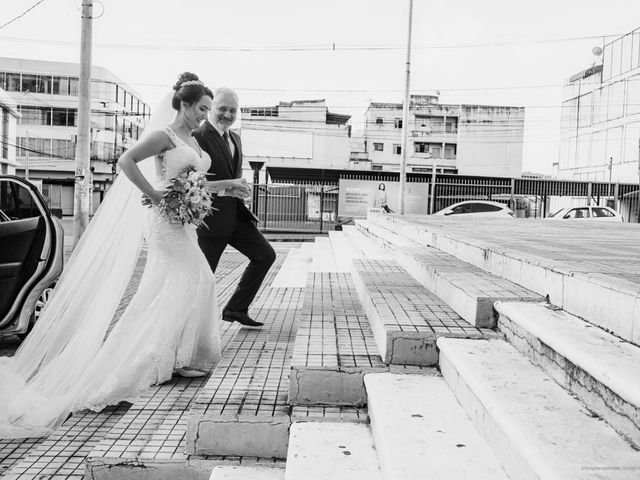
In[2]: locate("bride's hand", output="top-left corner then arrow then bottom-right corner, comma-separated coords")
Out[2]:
149,189 -> 166,205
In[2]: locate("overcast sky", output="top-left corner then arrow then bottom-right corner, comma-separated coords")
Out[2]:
2,0 -> 640,173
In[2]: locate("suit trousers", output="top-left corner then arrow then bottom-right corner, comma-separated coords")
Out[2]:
198,215 -> 276,313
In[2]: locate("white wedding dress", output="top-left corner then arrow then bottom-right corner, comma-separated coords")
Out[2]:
0,126 -> 220,438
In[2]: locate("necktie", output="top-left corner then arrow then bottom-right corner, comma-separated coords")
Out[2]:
222,131 -> 232,157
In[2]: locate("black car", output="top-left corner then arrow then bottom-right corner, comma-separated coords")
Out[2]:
0,175 -> 64,338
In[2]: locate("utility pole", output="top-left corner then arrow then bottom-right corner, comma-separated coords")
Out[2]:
398,0 -> 413,215
608,156 -> 613,207
73,0 -> 93,247
24,131 -> 30,181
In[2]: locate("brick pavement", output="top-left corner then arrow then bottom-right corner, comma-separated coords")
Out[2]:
289,272 -> 387,406
0,249 -> 258,479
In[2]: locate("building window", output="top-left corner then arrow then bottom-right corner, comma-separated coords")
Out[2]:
247,107 -> 279,117
373,142 -> 384,151
51,108 -> 68,126
393,144 -> 401,155
394,119 -> 402,128
21,74 -> 38,93
444,144 -> 457,159
414,142 -> 428,153
69,77 -> 79,96
607,80 -> 625,121
19,106 -> 77,126
626,74 -> 640,116
52,139 -> 75,159
52,76 -> 70,95
6,73 -> 21,92
375,117 -> 384,125
445,117 -> 458,134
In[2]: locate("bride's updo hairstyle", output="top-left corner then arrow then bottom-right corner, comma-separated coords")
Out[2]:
171,72 -> 214,111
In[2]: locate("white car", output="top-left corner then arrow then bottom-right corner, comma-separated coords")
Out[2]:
433,200 -> 516,218
547,206 -> 623,222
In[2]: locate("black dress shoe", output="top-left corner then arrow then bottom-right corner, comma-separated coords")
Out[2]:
222,310 -> 264,327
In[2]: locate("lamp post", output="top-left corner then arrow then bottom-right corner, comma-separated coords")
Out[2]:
608,156 -> 613,207
398,0 -> 414,215
248,160 -> 264,216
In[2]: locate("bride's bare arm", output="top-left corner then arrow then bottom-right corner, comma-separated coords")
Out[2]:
118,130 -> 173,204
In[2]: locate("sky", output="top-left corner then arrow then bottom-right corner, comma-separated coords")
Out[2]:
2,0 -> 640,174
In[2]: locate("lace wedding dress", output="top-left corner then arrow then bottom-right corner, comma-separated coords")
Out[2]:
0,126 -> 220,437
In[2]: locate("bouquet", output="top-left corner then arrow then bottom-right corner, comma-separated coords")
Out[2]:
142,166 -> 215,228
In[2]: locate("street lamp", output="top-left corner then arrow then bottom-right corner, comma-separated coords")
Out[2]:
248,160 -> 265,215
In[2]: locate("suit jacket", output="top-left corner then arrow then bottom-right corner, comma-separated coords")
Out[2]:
193,121 -> 253,237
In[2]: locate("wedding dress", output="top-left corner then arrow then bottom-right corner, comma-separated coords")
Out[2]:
0,123 -> 220,438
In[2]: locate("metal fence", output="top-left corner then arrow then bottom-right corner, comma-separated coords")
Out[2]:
248,173 -> 640,232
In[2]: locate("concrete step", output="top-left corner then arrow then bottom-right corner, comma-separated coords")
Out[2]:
438,337 -> 640,479
365,372 -> 508,480
210,465 -> 284,480
288,272 -> 388,406
496,301 -> 640,448
327,230 -> 359,272
396,245 -> 543,328
284,422 -> 384,480
351,258 -> 498,366
312,237 -> 338,272
357,216 -> 544,328
270,246 -> 313,288
366,211 -> 640,346
355,218 -> 421,248
341,225 -> 390,259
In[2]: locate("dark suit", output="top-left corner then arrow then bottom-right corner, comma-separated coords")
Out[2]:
193,120 -> 275,314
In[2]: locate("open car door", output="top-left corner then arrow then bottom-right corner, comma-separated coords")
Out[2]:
0,176 -> 61,334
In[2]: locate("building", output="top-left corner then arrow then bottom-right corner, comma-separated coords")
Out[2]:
0,57 -> 150,215
556,26 -> 640,183
0,89 -> 20,175
240,99 -> 352,179
360,94 -> 525,177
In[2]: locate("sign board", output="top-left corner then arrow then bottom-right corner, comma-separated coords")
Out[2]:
337,179 -> 429,218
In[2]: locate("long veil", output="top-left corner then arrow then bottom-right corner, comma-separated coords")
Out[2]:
0,92 -> 177,438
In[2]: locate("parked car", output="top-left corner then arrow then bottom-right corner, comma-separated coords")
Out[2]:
433,200 -> 516,218
547,206 -> 624,222
0,175 -> 64,338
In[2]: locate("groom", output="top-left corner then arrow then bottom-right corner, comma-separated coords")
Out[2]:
193,87 -> 276,327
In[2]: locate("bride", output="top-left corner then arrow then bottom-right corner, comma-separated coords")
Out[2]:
0,72 -> 246,438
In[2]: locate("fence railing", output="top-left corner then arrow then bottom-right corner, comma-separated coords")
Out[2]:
247,174 -> 640,232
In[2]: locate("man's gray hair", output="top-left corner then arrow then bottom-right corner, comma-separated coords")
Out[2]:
213,87 -> 239,103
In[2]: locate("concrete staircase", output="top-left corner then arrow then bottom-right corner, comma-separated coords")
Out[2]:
71,214 -> 640,480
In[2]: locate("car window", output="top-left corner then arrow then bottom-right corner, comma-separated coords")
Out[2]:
0,180 -> 42,220
471,203 -> 502,213
563,208 -> 590,219
451,204 -> 473,214
592,207 -> 614,217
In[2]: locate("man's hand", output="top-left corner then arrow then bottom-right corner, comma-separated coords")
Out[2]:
226,184 -> 251,199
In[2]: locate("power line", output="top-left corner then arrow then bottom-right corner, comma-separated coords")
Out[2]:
0,32 -> 623,52
0,0 -> 48,31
